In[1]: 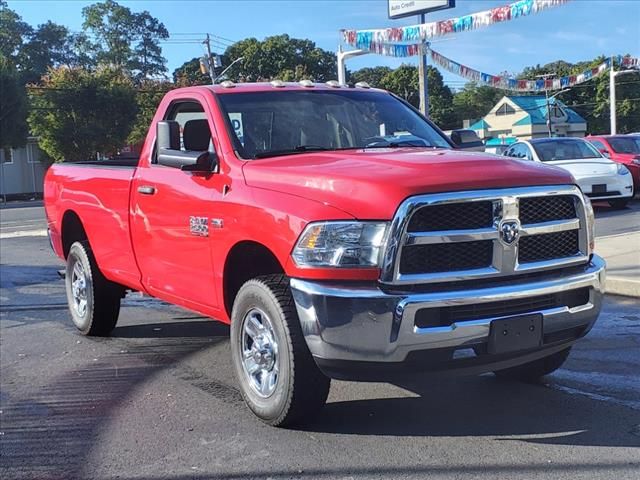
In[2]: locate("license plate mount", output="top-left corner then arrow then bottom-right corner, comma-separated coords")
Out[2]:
488,314 -> 543,355
592,184 -> 607,194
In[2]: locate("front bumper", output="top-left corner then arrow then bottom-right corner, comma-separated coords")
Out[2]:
290,255 -> 605,380
576,174 -> 634,200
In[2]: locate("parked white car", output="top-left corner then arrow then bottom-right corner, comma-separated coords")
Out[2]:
504,138 -> 634,208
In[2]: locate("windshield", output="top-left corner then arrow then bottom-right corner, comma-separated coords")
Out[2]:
609,136 -> 640,154
531,139 -> 603,161
216,90 -> 451,159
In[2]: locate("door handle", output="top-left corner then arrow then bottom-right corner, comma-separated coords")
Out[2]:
137,185 -> 156,195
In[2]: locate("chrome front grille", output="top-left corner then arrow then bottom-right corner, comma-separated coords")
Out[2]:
406,201 -> 494,232
519,230 -> 580,263
380,186 -> 590,285
519,195 -> 576,224
399,240 -> 493,274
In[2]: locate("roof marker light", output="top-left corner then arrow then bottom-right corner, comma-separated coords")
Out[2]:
355,81 -> 371,89
271,79 -> 286,88
220,80 -> 235,88
299,79 -> 315,88
325,80 -> 341,88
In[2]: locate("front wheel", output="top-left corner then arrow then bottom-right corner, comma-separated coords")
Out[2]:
608,199 -> 630,209
65,241 -> 122,336
230,274 -> 330,427
494,347 -> 572,382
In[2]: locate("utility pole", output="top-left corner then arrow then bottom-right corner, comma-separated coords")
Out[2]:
418,13 -> 429,117
536,73 -> 555,137
203,34 -> 216,85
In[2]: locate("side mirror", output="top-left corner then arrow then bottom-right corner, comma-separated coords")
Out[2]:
157,149 -> 217,172
600,150 -> 611,158
157,120 -> 180,150
156,120 -> 217,173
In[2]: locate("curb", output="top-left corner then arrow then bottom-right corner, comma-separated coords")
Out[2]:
605,277 -> 640,299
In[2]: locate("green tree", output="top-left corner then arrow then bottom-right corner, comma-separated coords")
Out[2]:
82,0 -> 168,80
350,66 -> 392,88
19,21 -> 77,84
223,34 -> 336,82
379,64 -> 455,128
0,57 -> 28,148
452,83 -> 505,124
380,64 -> 419,105
28,66 -> 137,161
0,0 -> 32,65
130,10 -> 169,80
172,57 -> 210,86
128,79 -> 173,145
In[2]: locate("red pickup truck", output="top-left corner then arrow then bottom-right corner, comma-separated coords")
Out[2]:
45,82 -> 605,426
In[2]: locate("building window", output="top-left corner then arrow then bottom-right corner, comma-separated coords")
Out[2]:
550,104 -> 564,119
27,143 -> 41,163
496,103 -> 516,116
1,148 -> 13,164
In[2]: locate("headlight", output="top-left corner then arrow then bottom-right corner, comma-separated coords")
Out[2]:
292,221 -> 388,268
617,164 -> 630,175
582,194 -> 595,254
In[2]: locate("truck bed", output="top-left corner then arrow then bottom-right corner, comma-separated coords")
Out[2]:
65,158 -> 140,168
44,161 -> 143,291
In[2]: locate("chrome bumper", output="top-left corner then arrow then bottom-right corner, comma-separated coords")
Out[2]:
290,255 -> 605,369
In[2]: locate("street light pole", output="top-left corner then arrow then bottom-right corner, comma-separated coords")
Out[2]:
337,46 -> 368,85
213,56 -> 244,84
609,58 -> 637,135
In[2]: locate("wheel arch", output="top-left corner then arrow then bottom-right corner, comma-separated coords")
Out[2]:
61,210 -> 89,259
223,240 -> 285,319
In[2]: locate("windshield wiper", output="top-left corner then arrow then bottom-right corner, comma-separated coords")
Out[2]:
364,141 -> 445,149
254,145 -> 332,159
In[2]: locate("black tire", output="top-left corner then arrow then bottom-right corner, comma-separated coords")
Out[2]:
494,347 -> 571,382
230,274 -> 330,427
608,199 -> 630,209
65,241 -> 122,336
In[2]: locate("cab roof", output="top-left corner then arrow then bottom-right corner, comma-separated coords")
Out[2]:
200,81 -> 385,94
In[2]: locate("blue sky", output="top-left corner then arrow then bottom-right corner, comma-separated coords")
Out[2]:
9,0 -> 640,89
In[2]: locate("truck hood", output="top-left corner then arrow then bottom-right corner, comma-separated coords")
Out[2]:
242,148 -> 576,219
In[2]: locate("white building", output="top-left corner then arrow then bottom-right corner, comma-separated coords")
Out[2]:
0,138 -> 48,200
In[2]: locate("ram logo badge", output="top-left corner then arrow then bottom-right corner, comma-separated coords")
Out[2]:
189,216 -> 209,237
500,220 -> 520,245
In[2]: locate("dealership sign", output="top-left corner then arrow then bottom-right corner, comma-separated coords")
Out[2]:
388,0 -> 455,19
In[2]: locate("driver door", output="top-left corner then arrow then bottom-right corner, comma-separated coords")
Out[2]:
130,95 -> 223,310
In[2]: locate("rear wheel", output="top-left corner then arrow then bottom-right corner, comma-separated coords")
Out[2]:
65,241 -> 122,336
230,274 -> 330,427
608,199 -> 629,209
494,347 -> 571,382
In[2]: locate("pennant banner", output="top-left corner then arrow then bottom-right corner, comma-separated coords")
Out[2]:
342,0 -> 569,51
621,55 -> 640,69
429,48 -> 618,92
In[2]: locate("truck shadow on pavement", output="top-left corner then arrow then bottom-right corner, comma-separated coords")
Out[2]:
302,375 -> 640,448
2,316 -> 639,480
0,318 -> 240,480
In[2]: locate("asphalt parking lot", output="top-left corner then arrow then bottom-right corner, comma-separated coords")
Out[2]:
1,202 -> 639,480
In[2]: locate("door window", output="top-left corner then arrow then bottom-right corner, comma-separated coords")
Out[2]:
507,143 -> 530,159
166,101 -> 214,153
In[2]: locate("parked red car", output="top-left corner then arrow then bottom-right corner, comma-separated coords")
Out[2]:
45,83 -> 604,426
586,135 -> 640,191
